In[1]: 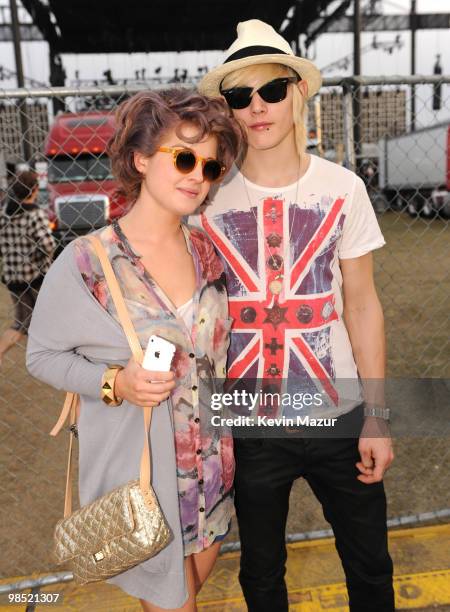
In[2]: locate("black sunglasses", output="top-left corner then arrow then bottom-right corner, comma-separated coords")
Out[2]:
220,76 -> 300,110
158,147 -> 225,183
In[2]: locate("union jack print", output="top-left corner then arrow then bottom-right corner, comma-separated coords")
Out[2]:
201,194 -> 346,416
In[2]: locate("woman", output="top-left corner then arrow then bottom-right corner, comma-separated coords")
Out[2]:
0,170 -> 55,366
26,89 -> 243,611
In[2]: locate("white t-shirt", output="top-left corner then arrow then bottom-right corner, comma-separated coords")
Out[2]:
190,154 -> 385,417
177,297 -> 194,332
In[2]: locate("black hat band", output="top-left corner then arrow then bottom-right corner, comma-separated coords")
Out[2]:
225,46 -> 289,64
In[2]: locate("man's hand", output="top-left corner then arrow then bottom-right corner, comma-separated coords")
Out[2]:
341,254 -> 393,484
357,419 -> 394,484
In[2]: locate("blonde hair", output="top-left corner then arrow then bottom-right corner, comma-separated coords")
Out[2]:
221,63 -> 308,157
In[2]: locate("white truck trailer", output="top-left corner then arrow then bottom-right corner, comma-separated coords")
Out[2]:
378,122 -> 450,218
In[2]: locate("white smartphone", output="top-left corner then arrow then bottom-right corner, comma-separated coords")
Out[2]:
143,335 -> 176,372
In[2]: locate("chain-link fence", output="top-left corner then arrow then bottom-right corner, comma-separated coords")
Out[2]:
0,77 -> 449,580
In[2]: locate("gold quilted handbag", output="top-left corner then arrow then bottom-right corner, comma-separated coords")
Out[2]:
50,235 -> 172,584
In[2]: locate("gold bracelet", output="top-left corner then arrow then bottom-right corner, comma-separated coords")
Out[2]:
101,365 -> 124,406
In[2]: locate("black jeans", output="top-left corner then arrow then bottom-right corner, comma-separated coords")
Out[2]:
234,435 -> 394,612
7,276 -> 44,333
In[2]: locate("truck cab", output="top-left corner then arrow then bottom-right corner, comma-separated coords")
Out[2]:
45,112 -> 128,247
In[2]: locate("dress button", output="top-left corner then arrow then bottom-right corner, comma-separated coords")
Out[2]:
194,417 -> 200,424
192,385 -> 198,391
198,479 -> 204,486
199,507 -> 205,512
189,353 -> 195,359
196,449 -> 202,455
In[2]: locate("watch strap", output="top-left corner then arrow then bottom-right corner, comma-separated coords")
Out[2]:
364,405 -> 390,421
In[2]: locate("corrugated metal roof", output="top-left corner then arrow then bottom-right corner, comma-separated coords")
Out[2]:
21,0 -> 336,53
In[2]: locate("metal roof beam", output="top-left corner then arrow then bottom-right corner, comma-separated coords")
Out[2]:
0,23 -> 42,41
308,12 -> 449,38
305,0 -> 352,47
19,0 -> 60,48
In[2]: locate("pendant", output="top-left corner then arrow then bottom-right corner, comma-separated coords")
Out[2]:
269,279 -> 283,295
266,232 -> 282,248
263,302 -> 289,329
296,304 -> 314,324
240,306 -> 257,323
267,254 -> 283,271
321,301 -> 334,320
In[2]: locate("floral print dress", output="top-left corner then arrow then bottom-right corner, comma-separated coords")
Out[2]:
74,221 -> 234,555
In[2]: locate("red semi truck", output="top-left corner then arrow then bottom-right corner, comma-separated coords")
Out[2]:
45,111 -> 127,246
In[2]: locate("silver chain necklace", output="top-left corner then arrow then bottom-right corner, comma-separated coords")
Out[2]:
241,157 -> 301,296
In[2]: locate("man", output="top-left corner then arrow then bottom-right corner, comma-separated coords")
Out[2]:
0,170 -> 55,366
191,19 -> 394,611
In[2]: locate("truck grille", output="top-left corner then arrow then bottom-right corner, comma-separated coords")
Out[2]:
55,194 -> 109,229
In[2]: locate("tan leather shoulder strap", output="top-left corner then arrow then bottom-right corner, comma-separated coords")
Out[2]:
88,234 -> 153,501
51,233 -> 154,517
50,392 -> 79,516
88,234 -> 144,362
50,391 -> 77,437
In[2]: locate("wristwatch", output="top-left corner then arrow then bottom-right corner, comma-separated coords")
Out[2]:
101,365 -> 124,406
364,405 -> 390,421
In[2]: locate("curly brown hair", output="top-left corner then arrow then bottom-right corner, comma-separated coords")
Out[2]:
108,88 -> 245,202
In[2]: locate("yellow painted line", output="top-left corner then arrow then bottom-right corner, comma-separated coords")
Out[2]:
394,570 -> 450,609
218,522 -> 450,560
384,522 -> 450,540
288,522 -> 450,550
197,569 -> 450,611
1,572 -> 449,611
1,524 -> 449,611
288,569 -> 450,611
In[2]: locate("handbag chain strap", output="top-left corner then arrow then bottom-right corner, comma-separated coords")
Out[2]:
50,234 -> 154,518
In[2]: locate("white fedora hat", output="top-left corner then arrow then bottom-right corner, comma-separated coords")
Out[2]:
199,19 -> 322,99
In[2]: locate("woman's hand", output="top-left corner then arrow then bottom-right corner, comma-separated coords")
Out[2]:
114,358 -> 176,407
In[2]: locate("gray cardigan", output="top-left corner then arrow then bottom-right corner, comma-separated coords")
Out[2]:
26,241 -> 187,608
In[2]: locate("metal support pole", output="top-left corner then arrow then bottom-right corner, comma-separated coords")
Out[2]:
9,0 -> 32,163
353,0 -> 361,77
353,0 -> 362,167
410,0 -> 416,131
49,47 -> 66,115
343,83 -> 356,171
314,98 -> 323,157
